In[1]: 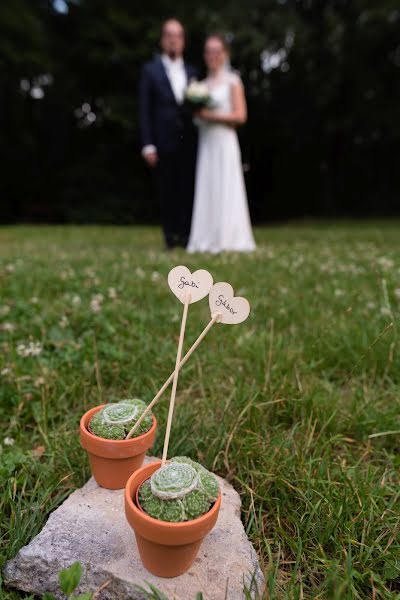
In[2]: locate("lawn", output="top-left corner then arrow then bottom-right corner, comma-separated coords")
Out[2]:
0,224 -> 399,599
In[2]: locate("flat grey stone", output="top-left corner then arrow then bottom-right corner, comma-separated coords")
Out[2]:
4,457 -> 264,600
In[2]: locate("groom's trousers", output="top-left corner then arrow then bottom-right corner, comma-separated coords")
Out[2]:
157,137 -> 196,248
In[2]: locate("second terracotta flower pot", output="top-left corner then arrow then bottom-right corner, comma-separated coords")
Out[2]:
124,461 -> 221,577
80,405 -> 157,490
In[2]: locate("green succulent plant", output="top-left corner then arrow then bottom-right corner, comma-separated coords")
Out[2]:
88,399 -> 153,440
139,456 -> 219,522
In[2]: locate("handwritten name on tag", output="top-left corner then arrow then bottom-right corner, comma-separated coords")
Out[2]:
209,282 -> 250,325
168,266 -> 213,304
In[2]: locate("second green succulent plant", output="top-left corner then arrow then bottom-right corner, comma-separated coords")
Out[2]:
139,456 -> 219,522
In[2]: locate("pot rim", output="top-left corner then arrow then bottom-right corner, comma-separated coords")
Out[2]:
125,460 -> 221,531
80,404 -> 157,445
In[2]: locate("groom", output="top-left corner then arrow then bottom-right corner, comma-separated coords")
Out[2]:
139,19 -> 198,249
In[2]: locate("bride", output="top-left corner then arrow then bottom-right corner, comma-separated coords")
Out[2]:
187,34 -> 256,254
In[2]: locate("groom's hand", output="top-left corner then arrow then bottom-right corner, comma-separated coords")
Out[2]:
144,151 -> 158,168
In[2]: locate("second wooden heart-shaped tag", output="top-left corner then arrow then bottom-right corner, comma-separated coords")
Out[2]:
168,266 -> 213,304
209,282 -> 250,324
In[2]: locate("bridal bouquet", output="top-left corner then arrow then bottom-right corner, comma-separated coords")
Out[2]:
184,80 -> 212,110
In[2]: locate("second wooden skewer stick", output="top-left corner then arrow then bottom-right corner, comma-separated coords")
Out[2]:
125,311 -> 221,439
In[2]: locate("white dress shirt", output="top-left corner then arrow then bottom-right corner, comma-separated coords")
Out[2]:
142,54 -> 187,157
161,53 -> 187,104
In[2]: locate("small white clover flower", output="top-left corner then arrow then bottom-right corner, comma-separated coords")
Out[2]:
60,268 -> 75,280
90,294 -> 103,313
72,294 -> 81,306
320,263 -> 332,273
108,287 -> 117,299
17,343 -> 27,356
366,301 -> 376,310
34,376 -> 46,387
151,271 -> 160,282
90,300 -> 101,313
30,342 -> 43,356
1,322 -> 16,332
59,316 -> 69,329
380,306 -> 391,317
135,267 -> 145,278
3,436 -> 15,446
334,289 -> 345,297
1,367 -> 11,376
84,268 -> 96,278
377,257 -> 394,270
17,341 -> 43,357
5,264 -> 15,273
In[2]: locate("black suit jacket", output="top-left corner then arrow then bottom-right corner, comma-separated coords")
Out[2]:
139,55 -> 198,154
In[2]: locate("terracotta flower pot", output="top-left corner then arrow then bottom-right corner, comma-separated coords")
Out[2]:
124,461 -> 221,577
80,405 -> 157,490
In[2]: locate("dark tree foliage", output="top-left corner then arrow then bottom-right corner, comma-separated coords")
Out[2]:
1,0 -> 399,223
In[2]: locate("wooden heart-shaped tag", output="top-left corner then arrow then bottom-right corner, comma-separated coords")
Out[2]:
209,282 -> 250,324
168,266 -> 213,304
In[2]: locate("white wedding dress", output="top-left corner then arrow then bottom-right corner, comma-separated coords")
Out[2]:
187,71 -> 256,254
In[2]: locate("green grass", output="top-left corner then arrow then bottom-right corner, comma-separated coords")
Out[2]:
0,224 -> 400,599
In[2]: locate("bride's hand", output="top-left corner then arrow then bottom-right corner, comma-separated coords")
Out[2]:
195,109 -> 236,128
196,108 -> 214,121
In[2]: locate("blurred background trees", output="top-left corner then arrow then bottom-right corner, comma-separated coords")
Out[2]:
1,0 -> 399,223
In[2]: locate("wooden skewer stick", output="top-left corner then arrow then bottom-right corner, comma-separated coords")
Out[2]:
161,292 -> 191,466
125,311 -> 221,440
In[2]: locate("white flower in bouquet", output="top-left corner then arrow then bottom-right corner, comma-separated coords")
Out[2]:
184,80 -> 212,108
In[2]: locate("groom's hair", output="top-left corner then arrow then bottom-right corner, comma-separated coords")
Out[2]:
161,18 -> 186,39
